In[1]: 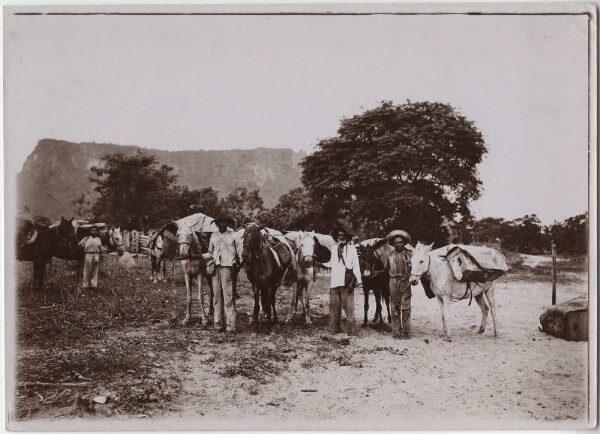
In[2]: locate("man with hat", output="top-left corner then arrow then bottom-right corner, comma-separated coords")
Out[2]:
78,224 -> 103,290
328,225 -> 362,336
384,230 -> 413,339
204,215 -> 242,333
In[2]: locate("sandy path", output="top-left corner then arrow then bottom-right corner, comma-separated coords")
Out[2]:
166,270 -> 590,429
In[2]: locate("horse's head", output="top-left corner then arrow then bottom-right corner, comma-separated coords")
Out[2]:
58,216 -> 77,244
298,231 -> 316,268
109,227 -> 125,256
242,222 -> 262,265
409,242 -> 434,286
177,226 -> 195,259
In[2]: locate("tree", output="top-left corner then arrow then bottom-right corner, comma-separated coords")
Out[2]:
167,186 -> 222,221
502,214 -> 547,254
301,100 -> 487,243
549,212 -> 588,256
90,151 -> 178,231
259,187 -> 324,231
71,193 -> 94,221
219,187 -> 265,226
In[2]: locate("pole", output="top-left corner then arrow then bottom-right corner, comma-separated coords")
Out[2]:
551,240 -> 557,305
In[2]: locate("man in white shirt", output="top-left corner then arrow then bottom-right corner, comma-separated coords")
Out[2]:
205,216 -> 242,333
329,225 -> 362,336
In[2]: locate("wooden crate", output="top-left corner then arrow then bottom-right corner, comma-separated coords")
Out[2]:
447,247 -> 486,282
565,310 -> 588,341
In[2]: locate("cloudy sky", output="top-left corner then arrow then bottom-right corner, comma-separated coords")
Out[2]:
4,7 -> 590,224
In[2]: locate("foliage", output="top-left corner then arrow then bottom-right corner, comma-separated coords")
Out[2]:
219,187 -> 265,226
71,193 -> 95,221
469,213 -> 588,256
90,151 -> 178,231
301,100 -> 487,243
259,188 -> 324,231
166,186 -> 222,223
549,212 -> 588,256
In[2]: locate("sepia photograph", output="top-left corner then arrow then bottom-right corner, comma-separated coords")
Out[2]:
3,3 -> 597,431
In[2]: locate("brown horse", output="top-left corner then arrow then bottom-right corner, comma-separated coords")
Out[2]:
357,238 -> 393,327
242,223 -> 295,333
16,216 -> 77,302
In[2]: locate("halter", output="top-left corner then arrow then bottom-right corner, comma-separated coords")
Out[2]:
108,229 -> 124,248
409,251 -> 431,281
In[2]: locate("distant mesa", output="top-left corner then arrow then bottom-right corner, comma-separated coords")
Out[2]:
17,138 -> 305,220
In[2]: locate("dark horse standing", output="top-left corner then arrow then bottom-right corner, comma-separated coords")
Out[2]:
357,238 -> 392,328
242,223 -> 295,333
16,216 -> 78,302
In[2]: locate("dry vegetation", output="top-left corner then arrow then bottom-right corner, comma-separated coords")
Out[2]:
9,252 -> 590,427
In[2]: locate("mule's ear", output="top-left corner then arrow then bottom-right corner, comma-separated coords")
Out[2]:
426,242 -> 435,252
69,217 -> 73,223
259,224 -> 266,230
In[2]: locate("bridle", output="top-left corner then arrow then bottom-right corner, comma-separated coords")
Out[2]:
409,252 -> 431,281
108,229 -> 124,249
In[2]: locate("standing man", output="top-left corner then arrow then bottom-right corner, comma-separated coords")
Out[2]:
328,225 -> 362,336
204,216 -> 242,333
384,230 -> 413,339
79,225 -> 103,290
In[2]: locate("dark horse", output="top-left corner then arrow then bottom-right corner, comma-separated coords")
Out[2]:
242,223 -> 295,333
357,238 -> 392,328
16,216 -> 78,302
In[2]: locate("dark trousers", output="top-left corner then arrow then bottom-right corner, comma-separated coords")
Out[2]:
390,276 -> 412,337
330,286 -> 355,335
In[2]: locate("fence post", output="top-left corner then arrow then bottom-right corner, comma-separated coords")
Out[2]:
131,230 -> 139,254
551,240 -> 557,305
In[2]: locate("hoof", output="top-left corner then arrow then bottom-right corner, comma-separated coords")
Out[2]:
493,333 -> 500,338
284,315 -> 293,324
182,317 -> 191,325
442,335 -> 452,342
305,318 -> 313,326
477,329 -> 485,334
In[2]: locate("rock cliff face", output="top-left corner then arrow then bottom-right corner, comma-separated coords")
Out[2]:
17,139 -> 304,220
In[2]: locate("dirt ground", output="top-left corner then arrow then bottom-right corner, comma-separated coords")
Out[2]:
7,253 -> 592,430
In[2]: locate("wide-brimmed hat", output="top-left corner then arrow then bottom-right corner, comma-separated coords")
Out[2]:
331,225 -> 352,242
387,229 -> 411,244
214,216 -> 235,227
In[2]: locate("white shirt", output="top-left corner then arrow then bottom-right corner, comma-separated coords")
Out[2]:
329,242 -> 362,288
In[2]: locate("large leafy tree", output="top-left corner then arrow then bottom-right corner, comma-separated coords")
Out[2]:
301,100 -> 487,243
167,185 -> 222,221
219,187 -> 265,227
90,151 -> 177,231
259,187 -> 324,231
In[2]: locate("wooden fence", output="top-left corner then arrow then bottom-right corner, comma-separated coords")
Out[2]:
122,230 -> 151,254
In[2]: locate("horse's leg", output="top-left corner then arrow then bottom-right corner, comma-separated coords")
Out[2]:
304,279 -> 313,325
374,287 -> 383,325
260,286 -> 272,333
198,273 -> 208,325
159,257 -> 165,282
285,281 -> 299,324
33,260 -> 46,303
362,286 -> 369,328
207,273 -> 215,316
384,286 -> 392,324
182,268 -> 192,325
150,255 -> 157,283
272,286 -> 279,327
484,284 -> 499,337
252,284 -> 260,332
474,292 -> 489,334
439,295 -> 452,341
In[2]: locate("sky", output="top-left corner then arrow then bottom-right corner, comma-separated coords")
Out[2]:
4,9 -> 591,224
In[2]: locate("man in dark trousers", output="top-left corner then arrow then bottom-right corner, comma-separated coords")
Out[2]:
384,230 -> 413,339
